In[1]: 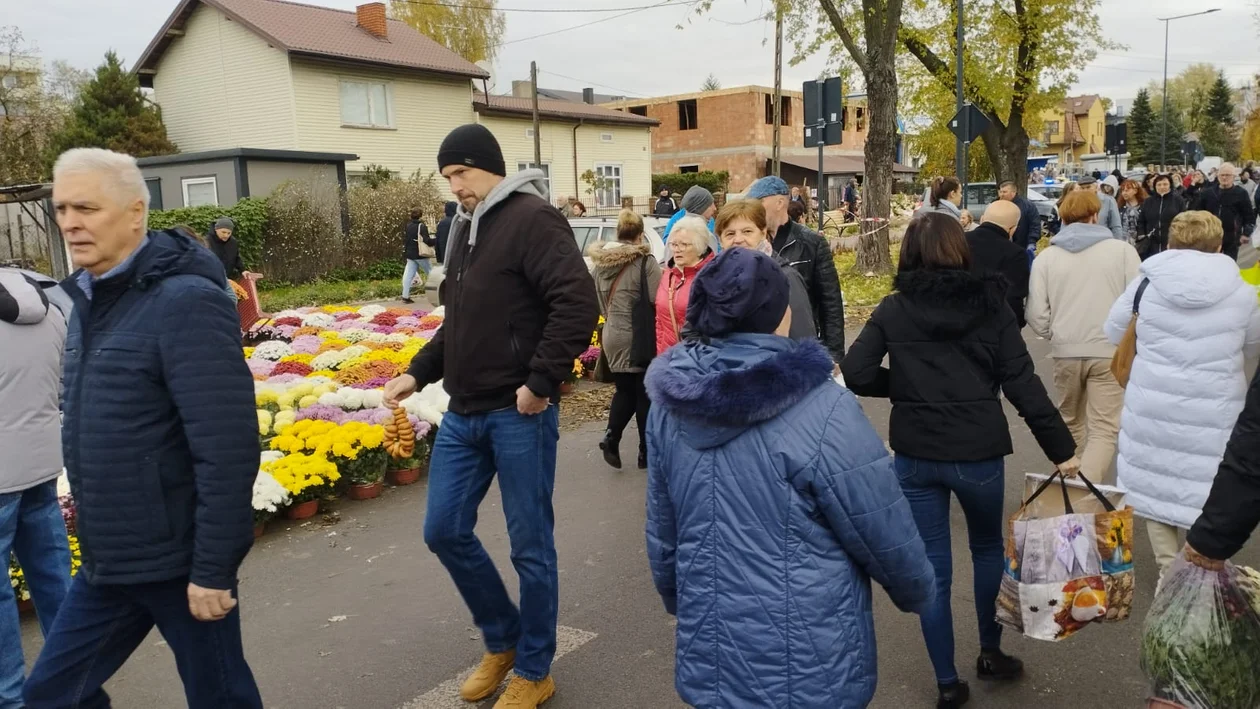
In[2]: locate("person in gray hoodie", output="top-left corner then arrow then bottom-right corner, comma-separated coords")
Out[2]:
1027,190 -> 1141,481
1079,175 -> 1125,240
0,268 -> 73,705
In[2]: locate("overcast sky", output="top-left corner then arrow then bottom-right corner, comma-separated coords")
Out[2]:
9,0 -> 1259,110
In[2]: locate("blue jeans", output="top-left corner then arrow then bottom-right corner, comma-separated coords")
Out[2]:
423,405 -> 560,681
402,258 -> 431,299
894,455 -> 1006,685
0,480 -> 71,709
24,576 -> 262,709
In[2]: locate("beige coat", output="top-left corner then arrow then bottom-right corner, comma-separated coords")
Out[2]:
589,241 -> 662,373
1027,222 -> 1141,359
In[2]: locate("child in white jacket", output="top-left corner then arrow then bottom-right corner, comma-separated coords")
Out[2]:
1104,211 -> 1260,581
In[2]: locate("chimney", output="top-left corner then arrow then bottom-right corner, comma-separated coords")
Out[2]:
356,3 -> 387,38
582,88 -> 595,105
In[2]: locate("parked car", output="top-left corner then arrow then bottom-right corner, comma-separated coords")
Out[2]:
963,182 -> 1058,233
569,215 -> 668,266
424,214 -> 669,306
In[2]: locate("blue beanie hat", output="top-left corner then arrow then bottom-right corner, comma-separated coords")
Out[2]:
745,176 -> 789,200
686,247 -> 790,337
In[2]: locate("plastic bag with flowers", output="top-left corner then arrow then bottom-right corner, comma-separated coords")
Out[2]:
1141,555 -> 1260,708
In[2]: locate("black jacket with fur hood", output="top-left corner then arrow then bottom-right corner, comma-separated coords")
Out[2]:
841,268 -> 1075,464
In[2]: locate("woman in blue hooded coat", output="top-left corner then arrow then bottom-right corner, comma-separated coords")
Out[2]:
644,247 -> 936,709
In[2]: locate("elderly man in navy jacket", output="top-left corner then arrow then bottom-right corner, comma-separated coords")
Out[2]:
24,148 -> 262,709
998,181 -> 1042,254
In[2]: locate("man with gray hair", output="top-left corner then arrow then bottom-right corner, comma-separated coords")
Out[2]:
1194,162 -> 1256,260
23,148 -> 262,708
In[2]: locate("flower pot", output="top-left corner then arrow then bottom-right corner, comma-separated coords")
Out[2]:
285,499 -> 319,520
560,381 -> 576,395
388,467 -> 421,486
17,598 -> 33,614
1147,699 -> 1189,709
348,481 -> 384,500
253,522 -> 266,539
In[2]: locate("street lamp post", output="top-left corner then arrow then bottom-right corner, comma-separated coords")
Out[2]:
1159,9 -> 1219,168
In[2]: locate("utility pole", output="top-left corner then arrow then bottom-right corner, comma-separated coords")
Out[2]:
530,61 -> 542,184
771,4 -> 783,177
955,0 -> 968,206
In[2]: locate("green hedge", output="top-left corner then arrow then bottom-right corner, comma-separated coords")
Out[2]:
652,171 -> 730,197
147,199 -> 267,270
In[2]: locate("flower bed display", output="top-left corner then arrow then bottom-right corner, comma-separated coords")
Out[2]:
11,494 -> 82,611
245,305 -> 446,525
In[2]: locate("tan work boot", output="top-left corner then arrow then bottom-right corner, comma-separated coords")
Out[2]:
492,675 -> 556,708
459,650 -> 516,702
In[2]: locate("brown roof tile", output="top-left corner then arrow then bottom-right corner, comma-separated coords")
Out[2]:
474,94 -> 659,127
136,0 -> 488,80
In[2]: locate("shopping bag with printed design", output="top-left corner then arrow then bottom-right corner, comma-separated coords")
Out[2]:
996,471 -> 1135,641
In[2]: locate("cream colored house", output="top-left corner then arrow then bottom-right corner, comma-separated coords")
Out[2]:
134,0 -> 656,205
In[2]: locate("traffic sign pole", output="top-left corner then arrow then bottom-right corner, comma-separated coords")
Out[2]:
817,82 -> 825,230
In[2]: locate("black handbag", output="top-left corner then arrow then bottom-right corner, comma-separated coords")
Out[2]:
629,256 -> 657,368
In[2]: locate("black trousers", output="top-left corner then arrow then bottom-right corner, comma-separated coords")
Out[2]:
1224,229 -> 1241,260
607,371 -> 650,452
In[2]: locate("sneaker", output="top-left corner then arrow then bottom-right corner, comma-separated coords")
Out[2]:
937,680 -> 970,709
599,433 -> 622,469
976,649 -> 1023,681
459,650 -> 516,702
400,297 -> 415,304
493,675 -> 555,708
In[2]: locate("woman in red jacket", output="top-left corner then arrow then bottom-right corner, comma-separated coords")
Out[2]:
656,215 -> 715,353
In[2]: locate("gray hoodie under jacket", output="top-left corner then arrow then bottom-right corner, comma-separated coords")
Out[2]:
0,269 -> 67,493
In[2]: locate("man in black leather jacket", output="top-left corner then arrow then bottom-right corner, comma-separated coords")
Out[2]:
746,176 -> 846,360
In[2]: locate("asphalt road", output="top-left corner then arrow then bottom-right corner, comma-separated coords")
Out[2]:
20,331 -> 1260,708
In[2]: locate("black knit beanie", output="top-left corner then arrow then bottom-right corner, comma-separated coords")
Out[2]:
437,124 -> 506,177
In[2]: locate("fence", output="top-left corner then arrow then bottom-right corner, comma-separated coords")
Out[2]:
0,210 -> 54,274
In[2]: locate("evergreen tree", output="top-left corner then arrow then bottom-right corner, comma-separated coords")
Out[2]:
1127,89 -> 1154,166
1207,73 -> 1235,125
52,51 -> 176,158
1144,102 -> 1188,167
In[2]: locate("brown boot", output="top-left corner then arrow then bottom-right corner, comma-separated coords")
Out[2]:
493,675 -> 556,708
459,650 -> 516,702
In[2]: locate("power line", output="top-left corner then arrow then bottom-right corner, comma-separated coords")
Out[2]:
536,69 -> 645,97
1094,51 -> 1260,69
499,0 -> 702,47
393,0 -> 699,11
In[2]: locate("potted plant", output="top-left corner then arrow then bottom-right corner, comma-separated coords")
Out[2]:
322,421 -> 388,500
262,452 -> 340,520
251,468 -> 290,537
342,446 -> 388,500
561,359 -> 582,395
388,438 -> 430,486
578,346 -> 601,381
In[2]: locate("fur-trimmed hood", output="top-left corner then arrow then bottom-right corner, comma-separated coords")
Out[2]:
645,334 -> 835,448
892,268 -> 1007,338
587,240 -> 651,273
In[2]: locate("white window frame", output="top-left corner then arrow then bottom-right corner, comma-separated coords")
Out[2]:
594,163 -> 622,208
181,176 -> 219,207
339,79 -> 394,129
516,161 -> 552,201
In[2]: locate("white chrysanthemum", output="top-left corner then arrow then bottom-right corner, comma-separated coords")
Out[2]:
252,470 -> 290,513
358,305 -> 387,318
252,341 -> 293,361
340,388 -> 365,410
271,309 -> 304,320
360,390 -> 384,409
310,351 -> 346,372
341,329 -> 371,343
384,333 -> 410,344
339,345 -> 371,361
429,306 -> 445,318
301,312 -> 336,328
365,332 -> 388,343
317,392 -> 344,408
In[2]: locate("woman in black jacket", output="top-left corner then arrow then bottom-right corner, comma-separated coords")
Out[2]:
841,212 -> 1080,709
1135,174 -> 1184,260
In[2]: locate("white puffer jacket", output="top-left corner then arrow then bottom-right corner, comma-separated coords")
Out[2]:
1104,249 -> 1260,528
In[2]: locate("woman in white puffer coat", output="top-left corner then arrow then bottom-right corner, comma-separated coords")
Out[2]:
1105,211 -> 1260,582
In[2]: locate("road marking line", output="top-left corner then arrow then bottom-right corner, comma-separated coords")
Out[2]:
400,625 -> 598,709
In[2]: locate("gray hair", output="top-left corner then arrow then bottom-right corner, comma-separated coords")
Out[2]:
53,148 -> 150,221
669,215 -> 711,253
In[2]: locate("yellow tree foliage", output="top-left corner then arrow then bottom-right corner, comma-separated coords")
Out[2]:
899,0 -> 1114,183
389,0 -> 506,65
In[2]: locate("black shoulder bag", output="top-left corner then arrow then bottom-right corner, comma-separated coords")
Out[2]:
629,256 -> 657,368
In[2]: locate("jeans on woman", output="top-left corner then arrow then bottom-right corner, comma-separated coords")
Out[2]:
894,454 -> 1006,685
607,372 -> 649,454
402,258 -> 431,299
